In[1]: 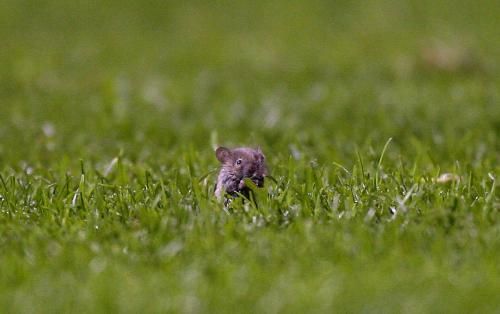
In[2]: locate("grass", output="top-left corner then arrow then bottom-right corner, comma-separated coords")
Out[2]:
0,0 -> 499,313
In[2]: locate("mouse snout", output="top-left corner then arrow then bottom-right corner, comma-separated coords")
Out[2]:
251,175 -> 265,187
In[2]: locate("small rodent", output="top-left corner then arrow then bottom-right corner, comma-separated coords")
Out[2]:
214,146 -> 268,202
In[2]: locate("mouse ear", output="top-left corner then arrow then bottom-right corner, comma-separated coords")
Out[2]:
215,147 -> 232,163
256,147 -> 265,160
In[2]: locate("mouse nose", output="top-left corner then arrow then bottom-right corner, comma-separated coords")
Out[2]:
251,175 -> 265,187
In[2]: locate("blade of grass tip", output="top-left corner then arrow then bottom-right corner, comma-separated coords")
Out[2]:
145,170 -> 153,191
266,175 -> 278,185
0,173 -> 13,208
481,173 -> 497,220
332,162 -> 350,175
80,159 -> 86,177
64,173 -> 70,196
104,157 -> 119,177
159,178 -> 169,207
356,148 -> 365,180
375,137 -> 393,190
411,159 -> 418,181
397,183 -> 418,213
71,188 -> 80,208
484,173 -> 496,205
453,160 -> 462,191
467,169 -> 472,198
0,173 -> 8,192
198,168 -> 218,183
243,178 -> 260,209
79,160 -> 86,211
0,174 -> 16,217
249,189 -> 259,210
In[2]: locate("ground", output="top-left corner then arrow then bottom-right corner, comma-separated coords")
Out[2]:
0,0 -> 499,313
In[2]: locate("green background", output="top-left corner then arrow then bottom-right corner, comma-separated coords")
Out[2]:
0,0 -> 498,313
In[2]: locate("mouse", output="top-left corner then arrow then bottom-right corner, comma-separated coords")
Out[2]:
214,146 -> 268,203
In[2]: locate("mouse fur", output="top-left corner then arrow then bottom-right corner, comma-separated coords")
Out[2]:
214,146 -> 268,202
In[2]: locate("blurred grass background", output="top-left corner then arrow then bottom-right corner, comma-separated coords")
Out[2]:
1,0 -> 498,165
0,0 -> 499,313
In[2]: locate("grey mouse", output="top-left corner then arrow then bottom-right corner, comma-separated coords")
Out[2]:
214,146 -> 268,203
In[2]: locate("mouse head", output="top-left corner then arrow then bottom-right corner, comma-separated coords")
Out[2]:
215,146 -> 268,187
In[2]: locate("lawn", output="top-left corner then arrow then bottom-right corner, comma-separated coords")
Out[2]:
0,0 -> 499,313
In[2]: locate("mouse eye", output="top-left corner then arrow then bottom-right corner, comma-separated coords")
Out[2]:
235,159 -> 242,165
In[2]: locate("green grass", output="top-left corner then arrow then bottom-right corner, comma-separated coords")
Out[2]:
0,0 -> 499,313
